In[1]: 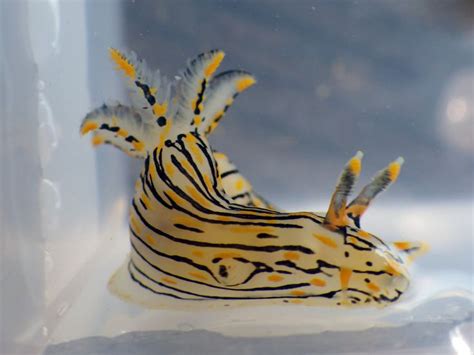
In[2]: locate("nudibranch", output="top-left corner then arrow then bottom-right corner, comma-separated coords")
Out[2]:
80,49 -> 426,309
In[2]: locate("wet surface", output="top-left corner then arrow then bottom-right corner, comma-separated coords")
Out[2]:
45,315 -> 472,355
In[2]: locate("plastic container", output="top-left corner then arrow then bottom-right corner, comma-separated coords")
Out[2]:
1,1 -> 472,354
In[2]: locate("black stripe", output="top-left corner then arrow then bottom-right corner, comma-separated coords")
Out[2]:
170,153 -> 224,207
131,259 -> 346,301
143,153 -> 173,209
139,198 -> 148,210
174,223 -> 203,233
193,79 -> 206,115
231,192 -> 251,200
154,149 -> 306,229
220,169 -> 239,178
344,234 -> 377,251
134,261 -> 388,302
128,261 -> 195,300
275,259 -> 339,275
135,81 -> 156,106
131,228 -> 310,292
99,123 -> 120,132
130,227 -> 218,281
132,200 -> 315,255
256,233 -> 279,239
125,135 -> 139,143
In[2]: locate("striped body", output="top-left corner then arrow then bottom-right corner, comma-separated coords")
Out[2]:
126,132 -> 409,307
81,49 -> 426,309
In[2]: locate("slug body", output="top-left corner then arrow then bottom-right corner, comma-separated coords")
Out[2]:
81,49 -> 426,309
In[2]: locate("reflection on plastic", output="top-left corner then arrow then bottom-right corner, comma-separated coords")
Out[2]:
450,324 -> 472,355
438,70 -> 474,155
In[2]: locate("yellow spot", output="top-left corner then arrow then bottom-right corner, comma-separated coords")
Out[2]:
253,197 -> 264,208
150,87 -> 157,95
290,299 -> 303,304
367,282 -> 380,293
212,110 -> 224,120
393,241 -> 412,251
111,116 -> 118,126
191,97 -> 198,110
214,252 -> 241,259
109,48 -> 136,79
117,128 -> 128,137
225,98 -> 234,106
149,163 -> 157,178
192,250 -> 204,258
189,272 -> 208,281
152,102 -> 167,117
310,278 -> 327,287
161,277 -> 177,285
290,290 -> 306,296
216,215 -> 232,222
313,234 -> 338,248
347,236 -> 358,244
132,141 -> 145,151
234,178 -> 245,191
204,51 -> 225,78
80,121 -> 98,135
130,216 -> 141,233
267,274 -> 284,282
283,251 -> 300,261
339,268 -> 352,290
388,161 -> 402,181
174,215 -> 198,226
185,186 -> 208,206
207,123 -> 218,135
165,162 -> 174,177
194,116 -> 203,126
187,136 -> 204,165
91,135 -> 105,147
236,76 -> 256,92
204,174 -> 214,190
166,190 -> 182,204
385,258 -> 406,277
145,234 -> 155,246
213,152 -> 227,161
358,230 -> 371,238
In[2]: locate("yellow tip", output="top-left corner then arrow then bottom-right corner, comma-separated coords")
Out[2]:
348,151 -> 363,175
80,121 -> 98,136
109,48 -> 136,79
387,158 -> 403,181
204,51 -> 225,78
392,241 -> 412,251
236,76 -> 256,92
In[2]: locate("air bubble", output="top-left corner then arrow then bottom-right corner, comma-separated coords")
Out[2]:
56,302 -> 70,317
